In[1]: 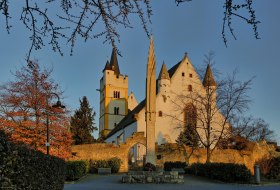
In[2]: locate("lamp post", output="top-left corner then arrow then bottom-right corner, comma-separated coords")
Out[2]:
46,92 -> 65,155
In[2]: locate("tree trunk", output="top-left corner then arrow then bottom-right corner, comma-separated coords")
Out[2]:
206,146 -> 211,163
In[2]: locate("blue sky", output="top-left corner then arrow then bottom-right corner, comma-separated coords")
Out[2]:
0,1 -> 279,141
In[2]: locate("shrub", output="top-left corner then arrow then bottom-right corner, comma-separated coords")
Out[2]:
0,130 -> 66,190
143,162 -> 156,171
190,162 -> 251,183
256,157 -> 274,176
267,157 -> 280,179
89,157 -> 121,173
164,161 -> 187,171
108,157 -> 122,173
66,161 -> 87,181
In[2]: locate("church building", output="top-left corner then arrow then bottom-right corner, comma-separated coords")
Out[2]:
99,40 -> 228,160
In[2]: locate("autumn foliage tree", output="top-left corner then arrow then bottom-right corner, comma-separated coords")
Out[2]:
0,61 -> 72,159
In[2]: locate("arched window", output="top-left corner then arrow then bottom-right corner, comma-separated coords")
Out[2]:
184,103 -> 197,128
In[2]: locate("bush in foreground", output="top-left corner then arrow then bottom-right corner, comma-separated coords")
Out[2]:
164,161 -> 187,171
0,130 -> 66,190
266,157 -> 280,180
190,162 -> 251,183
66,161 -> 87,181
89,157 -> 121,173
143,162 -> 156,171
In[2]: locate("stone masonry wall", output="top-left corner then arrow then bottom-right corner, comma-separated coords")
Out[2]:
69,132 -> 275,174
156,141 -> 276,174
69,132 -> 146,172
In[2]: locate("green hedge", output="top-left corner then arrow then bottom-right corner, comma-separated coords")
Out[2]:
190,162 -> 251,183
143,162 -> 156,171
89,157 -> 121,173
164,161 -> 187,171
0,130 -> 66,190
267,157 -> 280,179
66,161 -> 87,181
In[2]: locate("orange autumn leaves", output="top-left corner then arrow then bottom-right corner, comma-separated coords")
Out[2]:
0,61 -> 72,159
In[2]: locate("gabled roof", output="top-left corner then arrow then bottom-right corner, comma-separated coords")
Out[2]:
167,61 -> 181,78
203,64 -> 216,87
106,100 -> 146,139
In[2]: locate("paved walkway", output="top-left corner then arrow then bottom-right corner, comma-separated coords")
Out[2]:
64,174 -> 280,190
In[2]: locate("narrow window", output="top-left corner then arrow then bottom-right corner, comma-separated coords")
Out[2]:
189,73 -> 193,78
158,111 -> 163,117
188,85 -> 192,92
182,72 -> 185,77
114,123 -> 117,127
114,107 -> 119,115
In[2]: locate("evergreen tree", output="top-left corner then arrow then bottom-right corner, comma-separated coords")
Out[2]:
70,96 -> 97,145
176,124 -> 199,148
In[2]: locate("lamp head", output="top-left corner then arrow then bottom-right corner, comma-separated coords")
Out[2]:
52,100 -> 65,109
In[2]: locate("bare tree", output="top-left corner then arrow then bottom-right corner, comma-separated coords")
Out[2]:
231,115 -> 275,142
170,53 -> 253,163
0,0 -> 260,60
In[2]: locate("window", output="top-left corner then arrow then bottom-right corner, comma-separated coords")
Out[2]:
113,91 -> 120,98
114,123 -> 117,127
189,73 -> 193,78
184,103 -> 197,128
188,85 -> 192,92
114,107 -> 119,115
158,111 -> 163,117
182,72 -> 185,77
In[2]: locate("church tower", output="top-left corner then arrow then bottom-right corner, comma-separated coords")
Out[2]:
99,49 -> 129,138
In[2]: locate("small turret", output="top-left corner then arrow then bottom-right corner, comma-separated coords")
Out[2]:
203,64 -> 216,87
157,62 -> 170,99
158,62 -> 170,80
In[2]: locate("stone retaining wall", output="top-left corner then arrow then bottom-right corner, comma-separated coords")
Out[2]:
69,132 -> 275,174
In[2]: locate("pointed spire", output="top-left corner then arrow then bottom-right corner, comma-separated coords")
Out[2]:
158,62 -> 170,80
103,60 -> 111,72
147,36 -> 156,71
110,48 -> 120,75
203,64 -> 216,87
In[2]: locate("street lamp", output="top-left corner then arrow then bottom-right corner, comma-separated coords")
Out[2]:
46,92 -> 65,155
